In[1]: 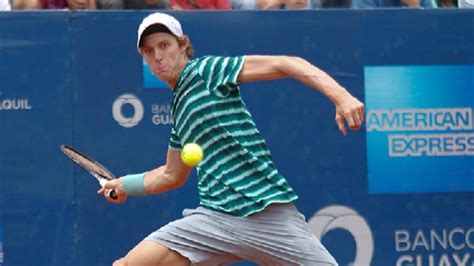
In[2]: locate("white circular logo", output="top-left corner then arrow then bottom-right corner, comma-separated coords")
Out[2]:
112,94 -> 144,128
308,205 -> 374,266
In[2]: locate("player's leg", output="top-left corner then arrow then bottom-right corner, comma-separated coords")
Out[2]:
145,208 -> 244,265
236,203 -> 338,265
112,240 -> 190,266
113,207 -> 244,266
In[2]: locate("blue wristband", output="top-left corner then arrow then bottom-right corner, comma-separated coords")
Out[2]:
122,172 -> 147,196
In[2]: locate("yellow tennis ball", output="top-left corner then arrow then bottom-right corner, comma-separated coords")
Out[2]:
181,143 -> 203,167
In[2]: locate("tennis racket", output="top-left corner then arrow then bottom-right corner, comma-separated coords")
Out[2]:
60,145 -> 118,200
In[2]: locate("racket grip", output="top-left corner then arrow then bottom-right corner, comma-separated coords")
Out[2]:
99,179 -> 108,187
99,179 -> 118,200
108,190 -> 118,200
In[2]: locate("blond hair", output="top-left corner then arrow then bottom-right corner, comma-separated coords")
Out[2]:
177,36 -> 195,59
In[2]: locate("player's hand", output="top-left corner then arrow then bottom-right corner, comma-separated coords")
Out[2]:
333,91 -> 365,136
97,179 -> 127,204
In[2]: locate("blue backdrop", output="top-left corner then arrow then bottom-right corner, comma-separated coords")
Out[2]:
0,10 -> 473,266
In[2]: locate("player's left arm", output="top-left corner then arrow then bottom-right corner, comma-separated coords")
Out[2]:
237,55 -> 364,135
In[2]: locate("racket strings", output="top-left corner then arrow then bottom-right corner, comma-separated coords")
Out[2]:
66,150 -> 113,179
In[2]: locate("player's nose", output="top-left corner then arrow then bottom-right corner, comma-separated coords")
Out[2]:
153,50 -> 164,62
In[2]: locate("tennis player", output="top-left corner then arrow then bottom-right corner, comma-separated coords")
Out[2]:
99,12 -> 364,266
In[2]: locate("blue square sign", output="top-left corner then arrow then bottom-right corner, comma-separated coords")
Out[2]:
365,65 -> 474,194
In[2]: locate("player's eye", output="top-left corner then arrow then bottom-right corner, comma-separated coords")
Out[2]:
143,48 -> 153,55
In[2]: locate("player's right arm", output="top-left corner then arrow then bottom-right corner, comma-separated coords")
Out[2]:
143,149 -> 193,194
98,149 -> 192,204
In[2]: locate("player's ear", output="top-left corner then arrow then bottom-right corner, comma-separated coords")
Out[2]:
177,36 -> 189,53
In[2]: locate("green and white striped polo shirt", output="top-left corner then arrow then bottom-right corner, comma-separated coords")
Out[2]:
169,55 -> 298,217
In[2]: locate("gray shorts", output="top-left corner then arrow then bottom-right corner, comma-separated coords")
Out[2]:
144,203 -> 338,265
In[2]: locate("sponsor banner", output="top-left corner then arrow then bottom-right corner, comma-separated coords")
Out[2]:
1,10 -> 472,266
394,226 -> 474,266
365,65 -> 474,194
112,93 -> 173,128
309,206 -> 474,266
0,90 -> 32,111
112,93 -> 144,128
308,205 -> 374,266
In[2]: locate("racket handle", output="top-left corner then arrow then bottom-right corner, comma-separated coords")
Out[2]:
99,179 -> 108,187
99,179 -> 119,200
108,190 -> 118,200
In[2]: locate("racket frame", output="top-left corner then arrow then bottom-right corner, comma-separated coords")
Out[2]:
60,145 -> 118,199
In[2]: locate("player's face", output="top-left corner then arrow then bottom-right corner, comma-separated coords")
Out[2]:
140,32 -> 187,85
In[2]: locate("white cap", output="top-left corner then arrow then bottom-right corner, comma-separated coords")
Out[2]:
137,12 -> 183,50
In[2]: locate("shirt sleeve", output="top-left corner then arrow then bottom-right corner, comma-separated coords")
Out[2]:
198,56 -> 245,97
168,127 -> 182,151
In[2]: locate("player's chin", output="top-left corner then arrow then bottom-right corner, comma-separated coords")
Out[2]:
154,71 -> 168,81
